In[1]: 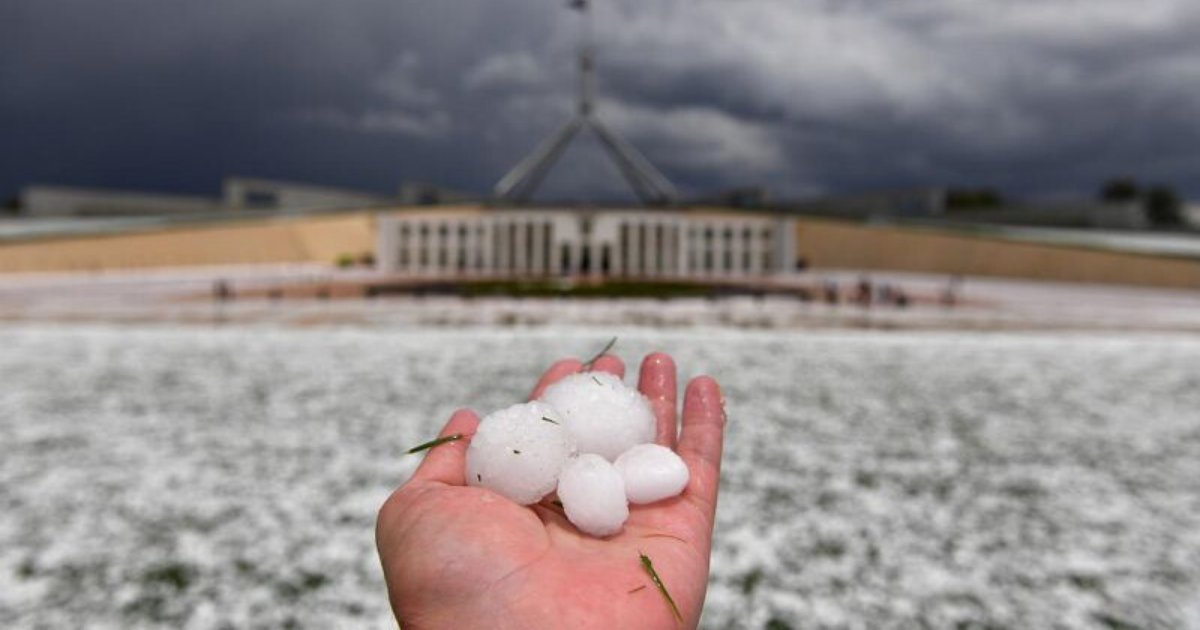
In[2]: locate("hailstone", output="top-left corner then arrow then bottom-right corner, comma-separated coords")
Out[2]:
465,401 -> 574,505
614,443 -> 690,504
539,372 -> 656,461
557,453 -> 629,537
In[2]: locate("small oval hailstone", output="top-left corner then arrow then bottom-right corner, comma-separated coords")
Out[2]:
557,453 -> 629,537
465,401 -> 574,505
614,443 -> 690,504
539,372 -> 656,461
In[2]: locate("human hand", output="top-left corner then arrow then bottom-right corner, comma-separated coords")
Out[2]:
376,352 -> 726,630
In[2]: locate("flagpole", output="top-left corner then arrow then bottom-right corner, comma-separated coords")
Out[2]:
576,0 -> 594,117
492,0 -> 677,205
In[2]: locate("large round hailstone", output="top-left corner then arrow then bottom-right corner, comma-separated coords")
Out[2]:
540,372 -> 656,461
614,443 -> 690,504
466,401 -> 574,505
557,453 -> 629,537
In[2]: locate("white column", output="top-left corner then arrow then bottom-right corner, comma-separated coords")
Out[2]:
415,222 -> 426,275
710,226 -> 718,277
508,222 -> 519,274
670,222 -> 681,277
497,220 -> 509,275
429,223 -> 439,274
435,223 -> 445,276
409,222 -> 418,275
674,219 -> 688,278
649,223 -> 661,277
648,223 -> 657,276
515,217 -> 527,275
532,221 -> 545,276
730,223 -> 744,277
478,221 -> 490,275
427,222 -> 438,275
466,222 -> 478,277
700,224 -> 710,276
645,223 -> 656,277
448,222 -> 460,276
748,223 -> 762,275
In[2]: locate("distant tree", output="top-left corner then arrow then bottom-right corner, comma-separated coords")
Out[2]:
944,187 -> 1004,211
1144,185 -> 1183,227
1100,177 -> 1140,203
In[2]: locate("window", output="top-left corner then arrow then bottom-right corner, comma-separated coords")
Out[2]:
654,225 -> 665,272
418,224 -> 429,266
637,224 -> 648,274
619,224 -> 629,275
437,224 -> 449,267
762,227 -> 773,270
398,225 -> 410,266
742,227 -> 752,270
703,228 -> 714,272
475,225 -> 486,270
723,228 -> 733,272
508,223 -> 518,271
243,189 -> 278,208
526,223 -> 536,271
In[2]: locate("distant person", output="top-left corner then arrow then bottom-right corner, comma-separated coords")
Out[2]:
941,275 -> 962,307
823,280 -> 840,304
212,279 -> 232,302
855,276 -> 873,308
376,353 -> 727,629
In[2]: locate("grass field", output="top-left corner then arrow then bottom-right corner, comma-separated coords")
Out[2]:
2,326 -> 1198,628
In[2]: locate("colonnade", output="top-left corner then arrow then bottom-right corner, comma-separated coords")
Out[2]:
376,210 -> 793,279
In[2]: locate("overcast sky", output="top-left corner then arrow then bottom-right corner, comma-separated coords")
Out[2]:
3,0 -> 1199,203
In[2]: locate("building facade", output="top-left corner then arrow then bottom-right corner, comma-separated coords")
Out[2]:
376,208 -> 797,280
18,178 -> 390,218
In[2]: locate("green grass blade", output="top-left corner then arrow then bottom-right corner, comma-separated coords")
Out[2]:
405,433 -> 463,454
639,551 -> 682,624
582,337 -> 618,369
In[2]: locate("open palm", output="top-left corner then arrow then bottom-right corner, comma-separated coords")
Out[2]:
377,352 -> 726,630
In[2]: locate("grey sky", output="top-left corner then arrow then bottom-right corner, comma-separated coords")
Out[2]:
3,0 -> 1198,202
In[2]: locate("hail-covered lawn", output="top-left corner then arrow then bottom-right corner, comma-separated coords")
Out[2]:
1,325 -> 1198,629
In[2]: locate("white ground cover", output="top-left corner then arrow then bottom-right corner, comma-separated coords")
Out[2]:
1,325 -> 1199,629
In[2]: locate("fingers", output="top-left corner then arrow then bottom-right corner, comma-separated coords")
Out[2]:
528,358 -> 583,400
588,354 -> 625,379
529,353 -> 626,402
676,376 -> 725,519
638,352 -> 678,448
410,409 -> 480,486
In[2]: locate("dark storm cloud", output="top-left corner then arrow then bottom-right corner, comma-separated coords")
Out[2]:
3,0 -> 1199,202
